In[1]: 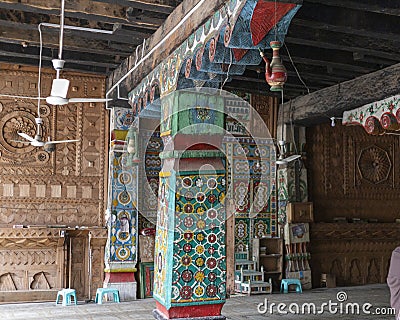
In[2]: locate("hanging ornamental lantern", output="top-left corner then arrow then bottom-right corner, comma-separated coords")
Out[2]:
259,41 -> 287,91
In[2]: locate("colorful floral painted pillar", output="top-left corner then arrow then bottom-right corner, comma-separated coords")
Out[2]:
153,90 -> 226,320
104,107 -> 139,300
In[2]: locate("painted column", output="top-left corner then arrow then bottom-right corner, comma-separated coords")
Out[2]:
104,107 -> 139,300
153,90 -> 226,320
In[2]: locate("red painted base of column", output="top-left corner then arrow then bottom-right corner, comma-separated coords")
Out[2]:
103,272 -> 137,300
104,272 -> 136,283
154,301 -> 225,320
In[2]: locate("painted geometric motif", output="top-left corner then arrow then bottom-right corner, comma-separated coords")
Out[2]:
107,152 -> 138,264
171,174 -> 226,306
111,107 -> 134,131
153,174 -> 175,305
223,137 -> 277,250
140,131 -> 163,227
253,218 -> 271,238
235,218 -> 250,252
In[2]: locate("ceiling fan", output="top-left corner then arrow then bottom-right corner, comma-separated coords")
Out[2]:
276,91 -> 301,165
45,0 -> 111,106
13,117 -> 78,152
276,139 -> 301,165
0,0 -> 112,106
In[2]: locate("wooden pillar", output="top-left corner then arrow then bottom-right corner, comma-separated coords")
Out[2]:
153,90 -> 226,320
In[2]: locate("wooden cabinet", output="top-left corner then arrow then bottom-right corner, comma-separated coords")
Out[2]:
252,237 -> 283,291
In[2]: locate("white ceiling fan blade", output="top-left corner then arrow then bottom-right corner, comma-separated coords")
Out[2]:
46,96 -> 68,105
46,139 -> 79,145
50,79 -> 70,98
17,132 -> 35,142
284,154 -> 301,163
10,140 -> 31,144
0,94 -> 46,100
68,98 -> 112,103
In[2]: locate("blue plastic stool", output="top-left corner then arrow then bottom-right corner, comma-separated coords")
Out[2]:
95,288 -> 120,304
56,288 -> 77,306
281,279 -> 302,293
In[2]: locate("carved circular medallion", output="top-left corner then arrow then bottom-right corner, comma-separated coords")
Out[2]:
35,151 -> 50,162
357,145 -> 391,184
0,111 -> 37,153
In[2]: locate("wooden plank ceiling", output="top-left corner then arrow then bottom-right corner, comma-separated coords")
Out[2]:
0,0 -> 399,107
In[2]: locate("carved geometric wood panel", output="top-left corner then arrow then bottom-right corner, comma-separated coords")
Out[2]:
0,66 -> 108,302
306,123 -> 400,222
0,68 -> 107,228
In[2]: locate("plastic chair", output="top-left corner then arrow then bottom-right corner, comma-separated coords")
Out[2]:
56,288 -> 77,306
95,287 -> 120,304
280,279 -> 302,293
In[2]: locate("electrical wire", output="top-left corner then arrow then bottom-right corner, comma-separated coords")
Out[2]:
221,49 -> 233,90
289,99 -> 299,156
37,23 -> 44,118
274,0 -> 278,41
283,42 -> 310,95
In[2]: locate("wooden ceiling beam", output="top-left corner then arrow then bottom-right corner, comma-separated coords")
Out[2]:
278,52 -> 376,74
282,62 -> 400,124
92,0 -> 180,15
304,0 -> 400,17
108,0 -> 228,97
292,18 -> 400,43
0,41 -> 119,69
0,15 -> 147,46
284,36 -> 400,63
231,75 -> 322,91
0,55 -> 108,74
293,1 -> 400,42
0,25 -> 134,57
245,65 -> 350,84
0,1 -> 164,30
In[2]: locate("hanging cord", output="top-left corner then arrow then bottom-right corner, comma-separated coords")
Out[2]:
289,99 -> 299,156
221,49 -> 233,90
274,0 -> 278,41
37,23 -> 44,118
280,89 -> 284,141
283,42 -> 310,95
220,8 -> 232,91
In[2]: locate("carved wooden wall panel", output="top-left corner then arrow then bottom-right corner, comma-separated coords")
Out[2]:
0,66 -> 108,302
306,123 -> 400,286
250,94 -> 278,138
306,123 -> 400,222
0,68 -> 108,227
310,223 -> 399,287
90,230 -> 107,299
0,229 -> 63,295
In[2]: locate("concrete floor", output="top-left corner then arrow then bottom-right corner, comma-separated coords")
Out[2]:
0,284 -> 394,320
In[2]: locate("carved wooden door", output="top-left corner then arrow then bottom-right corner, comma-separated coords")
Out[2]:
67,230 -> 89,299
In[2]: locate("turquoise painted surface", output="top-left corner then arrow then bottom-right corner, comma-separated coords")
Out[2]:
153,173 -> 176,307
171,173 -> 226,306
166,91 -> 225,136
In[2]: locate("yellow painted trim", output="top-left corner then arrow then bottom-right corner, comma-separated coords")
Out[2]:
160,130 -> 171,137
159,171 -> 171,177
104,268 -> 137,273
